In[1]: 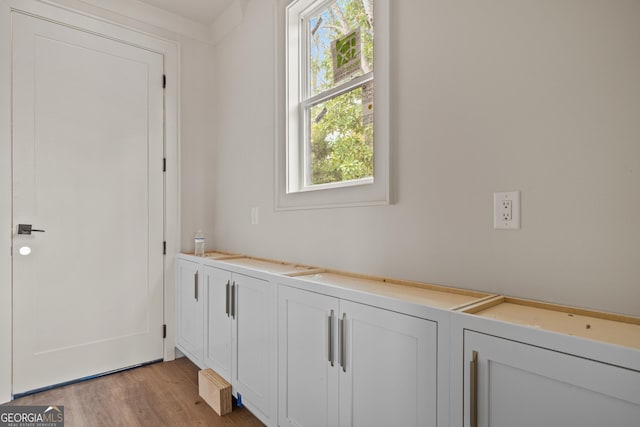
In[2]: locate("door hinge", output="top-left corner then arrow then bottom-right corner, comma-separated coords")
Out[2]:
163,324 -> 167,339
163,157 -> 166,172
163,241 -> 166,255
162,74 -> 166,89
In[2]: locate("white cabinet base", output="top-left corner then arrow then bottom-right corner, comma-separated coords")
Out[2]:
176,258 -> 204,366
464,331 -> 640,427
341,300 -> 437,427
278,285 -> 438,427
278,285 -> 339,427
177,254 -> 276,426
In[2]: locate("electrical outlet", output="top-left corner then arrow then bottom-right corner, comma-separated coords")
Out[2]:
500,200 -> 513,221
494,191 -> 520,229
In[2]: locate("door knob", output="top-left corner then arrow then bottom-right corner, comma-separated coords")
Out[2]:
17,224 -> 45,235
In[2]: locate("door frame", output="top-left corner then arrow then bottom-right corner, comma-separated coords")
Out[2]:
0,0 -> 180,402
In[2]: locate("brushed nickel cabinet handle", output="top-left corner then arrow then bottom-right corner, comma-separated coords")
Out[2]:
340,313 -> 346,372
231,282 -> 236,319
194,270 -> 199,301
328,310 -> 334,366
470,350 -> 478,427
225,280 -> 230,316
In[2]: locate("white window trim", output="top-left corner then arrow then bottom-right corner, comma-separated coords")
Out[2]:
275,0 -> 391,210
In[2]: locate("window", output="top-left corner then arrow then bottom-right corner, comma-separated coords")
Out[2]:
277,0 -> 389,209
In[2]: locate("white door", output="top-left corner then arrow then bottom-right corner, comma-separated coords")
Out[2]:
339,301 -> 437,427
205,266 -> 232,380
464,331 -> 640,427
12,12 -> 165,395
278,285 -> 339,427
233,273 -> 270,416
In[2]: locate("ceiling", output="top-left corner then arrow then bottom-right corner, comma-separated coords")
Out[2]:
137,0 -> 235,25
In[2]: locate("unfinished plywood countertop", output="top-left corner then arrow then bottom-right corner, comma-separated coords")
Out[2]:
461,296 -> 640,350
182,251 -> 242,260
180,251 -> 639,349
294,271 -> 492,310
216,256 -> 320,276
181,251 -> 492,310
202,251 -> 242,260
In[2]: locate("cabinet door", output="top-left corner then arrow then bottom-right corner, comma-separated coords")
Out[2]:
339,300 -> 437,427
176,258 -> 203,364
204,266 -> 232,381
464,331 -> 640,427
278,285 -> 340,427
232,273 -> 271,417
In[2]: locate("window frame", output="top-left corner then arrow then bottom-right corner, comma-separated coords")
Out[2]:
276,0 -> 390,210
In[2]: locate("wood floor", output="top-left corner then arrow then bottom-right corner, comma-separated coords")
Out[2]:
3,357 -> 265,427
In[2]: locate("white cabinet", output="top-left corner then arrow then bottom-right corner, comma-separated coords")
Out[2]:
176,258 -> 204,365
340,299 -> 437,427
178,252 -> 640,427
203,266 -> 232,380
278,285 -> 438,427
451,296 -> 640,427
463,331 -> 640,427
204,266 -> 271,420
233,272 -> 271,416
278,285 -> 339,427
176,253 -> 315,427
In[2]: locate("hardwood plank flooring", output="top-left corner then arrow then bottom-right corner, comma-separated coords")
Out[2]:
3,358 -> 265,427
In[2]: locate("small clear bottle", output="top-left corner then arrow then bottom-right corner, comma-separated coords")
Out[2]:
194,230 -> 205,257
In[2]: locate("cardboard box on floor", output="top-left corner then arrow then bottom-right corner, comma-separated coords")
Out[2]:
198,368 -> 232,416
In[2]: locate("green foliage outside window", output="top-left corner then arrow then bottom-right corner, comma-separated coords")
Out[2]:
308,0 -> 374,186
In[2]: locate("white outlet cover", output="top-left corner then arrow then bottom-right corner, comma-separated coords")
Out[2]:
494,191 -> 520,229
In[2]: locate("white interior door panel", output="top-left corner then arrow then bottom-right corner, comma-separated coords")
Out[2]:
12,11 -> 164,395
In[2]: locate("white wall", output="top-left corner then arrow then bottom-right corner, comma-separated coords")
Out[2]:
212,0 -> 640,316
178,40 -> 217,251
